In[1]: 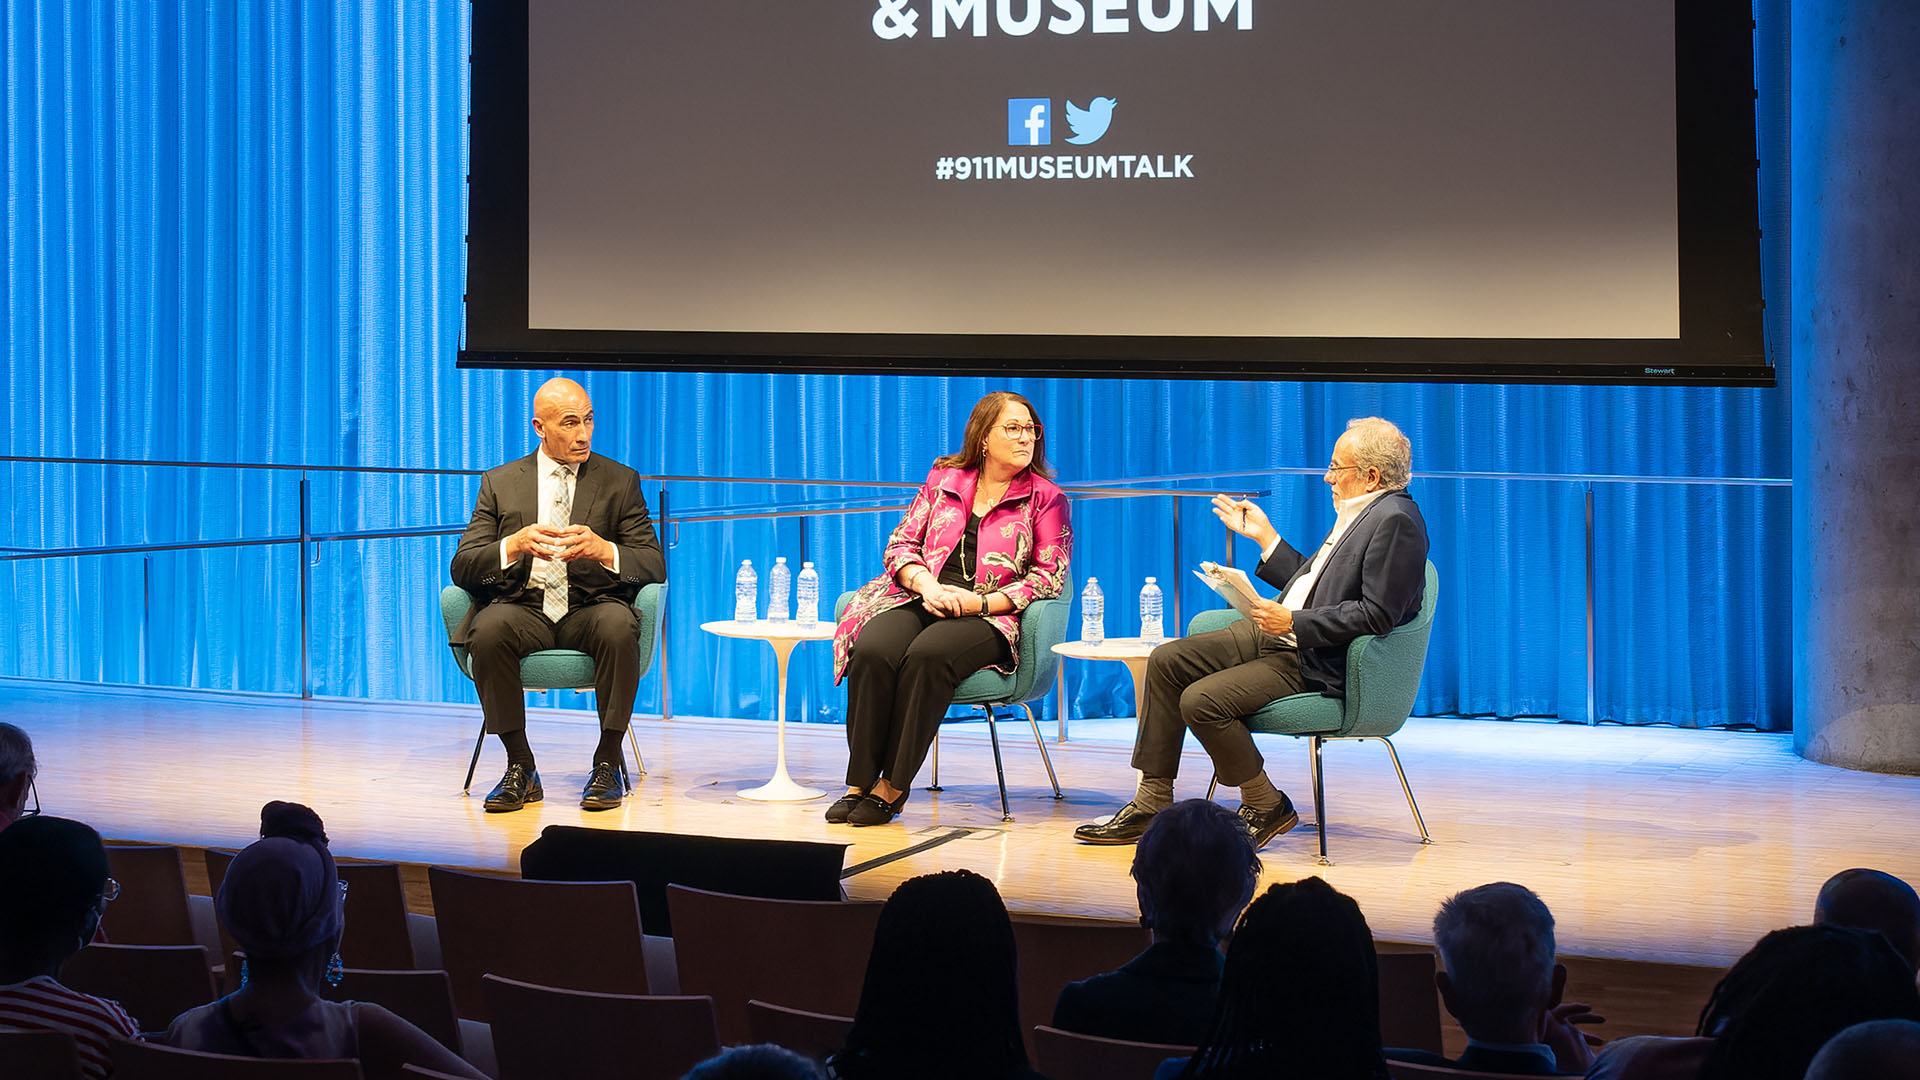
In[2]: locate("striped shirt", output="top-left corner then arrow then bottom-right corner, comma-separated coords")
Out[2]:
0,975 -> 141,1079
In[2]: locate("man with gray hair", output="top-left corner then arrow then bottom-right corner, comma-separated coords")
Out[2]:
1078,417 -> 1429,850
0,722 -> 35,831
1387,881 -> 1601,1075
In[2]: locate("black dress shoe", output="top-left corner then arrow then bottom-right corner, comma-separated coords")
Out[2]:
1238,795 -> 1300,849
484,764 -> 543,813
825,792 -> 865,824
847,791 -> 908,826
580,762 -> 625,811
1073,801 -> 1158,845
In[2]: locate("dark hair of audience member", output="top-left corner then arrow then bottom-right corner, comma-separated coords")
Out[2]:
0,815 -> 110,977
682,1043 -> 823,1080
829,869 -> 1029,1080
1694,923 -> 1920,1080
1803,1018 -> 1920,1080
1176,877 -> 1391,1080
1133,799 -> 1261,945
1814,867 -> 1920,969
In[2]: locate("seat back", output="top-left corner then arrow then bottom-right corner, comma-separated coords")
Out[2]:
1340,561 -> 1438,738
1030,1025 -> 1194,1080
482,975 -> 720,1080
745,1000 -> 856,1063
206,853 -> 416,972
320,968 -> 462,1056
1009,916 -> 1151,1060
427,866 -> 649,1021
1183,560 -> 1439,738
666,884 -> 883,1044
439,581 -> 666,687
1375,949 -> 1443,1055
0,1028 -> 85,1080
61,944 -> 216,1034
102,844 -> 196,945
106,1039 -> 363,1079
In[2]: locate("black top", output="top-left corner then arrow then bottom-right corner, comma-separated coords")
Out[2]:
938,512 -> 984,589
1051,940 -> 1224,1048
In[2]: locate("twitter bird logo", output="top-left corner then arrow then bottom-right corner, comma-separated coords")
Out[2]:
1064,97 -> 1116,145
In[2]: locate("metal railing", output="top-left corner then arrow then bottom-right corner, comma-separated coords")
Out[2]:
0,456 -> 1789,729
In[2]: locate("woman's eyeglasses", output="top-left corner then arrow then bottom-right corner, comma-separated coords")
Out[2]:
996,423 -> 1042,440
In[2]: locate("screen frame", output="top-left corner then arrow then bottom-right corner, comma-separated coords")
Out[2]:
460,0 -> 1771,387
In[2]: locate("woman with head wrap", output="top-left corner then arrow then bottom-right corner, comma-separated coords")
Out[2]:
164,801 -> 484,1079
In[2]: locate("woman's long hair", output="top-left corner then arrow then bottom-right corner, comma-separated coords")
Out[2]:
1176,877 -> 1391,1080
932,390 -> 1053,479
1695,924 -> 1920,1080
829,869 -> 1027,1080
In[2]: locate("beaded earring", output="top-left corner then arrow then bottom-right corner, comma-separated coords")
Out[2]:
324,952 -> 345,988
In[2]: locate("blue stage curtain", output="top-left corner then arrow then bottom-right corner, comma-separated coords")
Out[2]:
0,1 -> 1790,730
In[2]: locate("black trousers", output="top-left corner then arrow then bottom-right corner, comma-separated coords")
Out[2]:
843,601 -> 1011,789
1132,619 -> 1305,786
467,598 -> 641,734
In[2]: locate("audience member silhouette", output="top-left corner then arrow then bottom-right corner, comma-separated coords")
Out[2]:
1802,1018 -> 1920,1080
1053,799 -> 1258,1046
1160,876 -> 1392,1080
827,869 -> 1042,1080
0,721 -> 36,830
1691,923 -> 1920,1080
1814,867 -> 1920,970
684,1043 -> 825,1080
0,815 -> 139,1080
163,801 -> 483,1080
1387,881 -> 1599,1075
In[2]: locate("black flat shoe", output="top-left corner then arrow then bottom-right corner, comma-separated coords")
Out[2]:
1238,796 -> 1300,850
825,792 -> 865,824
1073,801 -> 1158,844
580,762 -> 625,811
484,764 -> 543,813
847,791 -> 908,826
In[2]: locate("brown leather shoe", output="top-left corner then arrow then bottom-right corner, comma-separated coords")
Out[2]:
1237,795 -> 1300,849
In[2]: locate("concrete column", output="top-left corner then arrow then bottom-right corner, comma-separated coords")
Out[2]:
1791,0 -> 1920,772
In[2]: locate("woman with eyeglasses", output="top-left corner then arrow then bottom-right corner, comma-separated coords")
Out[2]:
0,815 -> 139,1079
164,801 -> 484,1079
828,390 -> 1072,826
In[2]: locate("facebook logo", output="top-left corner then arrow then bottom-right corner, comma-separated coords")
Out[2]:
1007,98 -> 1050,146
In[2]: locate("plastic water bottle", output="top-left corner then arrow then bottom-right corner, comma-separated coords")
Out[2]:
734,560 -> 757,623
1140,577 -> 1164,646
1081,577 -> 1105,645
796,562 -> 821,627
768,557 -> 792,622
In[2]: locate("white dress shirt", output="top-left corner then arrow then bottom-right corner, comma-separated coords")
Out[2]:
1260,487 -> 1388,646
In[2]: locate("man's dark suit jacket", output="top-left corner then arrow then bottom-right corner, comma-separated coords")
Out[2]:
448,452 -> 666,646
1386,1043 -> 1573,1076
1050,940 -> 1223,1048
1252,488 -> 1428,699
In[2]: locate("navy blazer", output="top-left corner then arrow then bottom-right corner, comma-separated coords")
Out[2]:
1253,488 -> 1428,698
1051,940 -> 1222,1048
448,452 -> 666,645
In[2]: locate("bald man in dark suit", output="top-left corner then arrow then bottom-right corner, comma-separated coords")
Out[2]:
450,378 -> 665,812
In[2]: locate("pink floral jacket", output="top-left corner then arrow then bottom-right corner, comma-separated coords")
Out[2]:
833,464 -> 1072,682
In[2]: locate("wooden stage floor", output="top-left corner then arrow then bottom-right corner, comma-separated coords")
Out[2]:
9,678 -> 1918,969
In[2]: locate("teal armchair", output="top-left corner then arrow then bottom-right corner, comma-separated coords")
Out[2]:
836,575 -> 1072,821
440,582 -> 666,795
1189,561 -> 1438,863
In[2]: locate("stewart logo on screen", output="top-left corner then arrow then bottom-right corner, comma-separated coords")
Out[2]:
872,0 -> 1251,40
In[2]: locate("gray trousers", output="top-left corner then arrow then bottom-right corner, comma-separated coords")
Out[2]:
1131,619 -> 1306,786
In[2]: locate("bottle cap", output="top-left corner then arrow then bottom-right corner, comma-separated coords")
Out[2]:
802,562 -> 814,568
1087,576 -> 1097,583
776,556 -> 786,563
742,559 -> 752,566
1145,576 -> 1157,583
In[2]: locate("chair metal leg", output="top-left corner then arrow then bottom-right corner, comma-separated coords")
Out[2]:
627,727 -> 647,778
982,705 -> 1013,821
462,721 -> 488,794
927,733 -> 943,792
1309,736 -> 1330,865
1022,703 -> 1063,799
1205,774 -> 1218,801
1375,736 -> 1432,843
